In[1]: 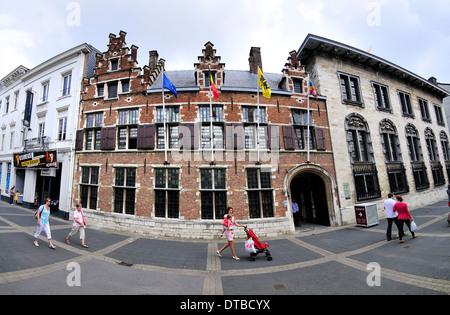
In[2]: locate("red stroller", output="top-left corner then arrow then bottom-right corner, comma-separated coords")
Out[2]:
244,227 -> 272,261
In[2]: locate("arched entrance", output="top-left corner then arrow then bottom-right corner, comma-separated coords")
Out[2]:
285,164 -> 335,228
290,173 -> 330,226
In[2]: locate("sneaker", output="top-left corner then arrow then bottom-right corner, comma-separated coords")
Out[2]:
216,250 -> 222,258
33,241 -> 39,247
232,256 -> 240,260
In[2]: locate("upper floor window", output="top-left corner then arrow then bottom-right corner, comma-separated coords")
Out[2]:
42,81 -> 50,102
118,109 -> 139,149
405,124 -> 423,161
424,128 -> 439,162
380,119 -> 402,162
292,78 -> 303,94
418,98 -> 431,122
62,73 -> 72,96
292,109 -> 313,150
200,105 -> 224,149
243,106 -> 267,149
434,104 -> 445,126
398,91 -> 414,117
372,82 -> 391,112
345,114 -> 373,163
156,106 -> 179,149
111,59 -> 119,71
440,131 -> 450,161
339,72 -> 363,106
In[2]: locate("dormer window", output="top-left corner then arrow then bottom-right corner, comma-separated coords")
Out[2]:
293,78 -> 303,94
111,59 -> 119,71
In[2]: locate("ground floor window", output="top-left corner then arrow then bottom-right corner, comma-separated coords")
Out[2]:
80,166 -> 99,210
246,168 -> 274,218
154,168 -> 179,218
114,167 -> 136,215
200,168 -> 227,219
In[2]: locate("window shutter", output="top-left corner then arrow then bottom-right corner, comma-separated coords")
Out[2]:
268,125 -> 280,150
101,127 -> 116,150
315,128 -> 326,151
75,130 -> 84,151
283,126 -> 295,150
225,123 -> 244,150
178,123 -> 197,150
137,124 -> 155,150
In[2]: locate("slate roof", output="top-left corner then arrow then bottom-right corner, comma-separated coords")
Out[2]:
148,70 -> 290,95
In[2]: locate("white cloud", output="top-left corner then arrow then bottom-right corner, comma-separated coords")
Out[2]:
0,29 -> 34,78
298,0 -> 326,25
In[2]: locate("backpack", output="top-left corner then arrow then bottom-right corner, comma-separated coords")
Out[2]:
34,205 -> 44,219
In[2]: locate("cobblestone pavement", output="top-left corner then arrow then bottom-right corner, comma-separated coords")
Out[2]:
0,200 -> 449,295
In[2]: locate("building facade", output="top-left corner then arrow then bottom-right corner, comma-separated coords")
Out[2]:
298,34 -> 450,224
0,43 -> 99,219
72,31 -> 336,239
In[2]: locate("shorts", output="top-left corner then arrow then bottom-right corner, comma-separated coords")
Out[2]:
225,230 -> 234,241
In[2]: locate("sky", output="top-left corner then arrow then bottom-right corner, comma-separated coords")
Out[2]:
1,0 -> 450,83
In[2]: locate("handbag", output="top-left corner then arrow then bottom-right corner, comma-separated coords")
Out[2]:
410,221 -> 418,232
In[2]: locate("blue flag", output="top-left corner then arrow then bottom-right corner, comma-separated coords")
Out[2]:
163,74 -> 177,98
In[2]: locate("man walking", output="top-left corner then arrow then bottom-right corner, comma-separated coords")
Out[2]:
384,193 -> 401,241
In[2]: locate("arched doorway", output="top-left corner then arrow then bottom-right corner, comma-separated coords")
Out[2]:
289,171 -> 331,227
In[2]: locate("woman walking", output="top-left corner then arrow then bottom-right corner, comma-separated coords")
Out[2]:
216,207 -> 247,260
393,195 -> 417,244
65,204 -> 88,248
34,198 -> 56,249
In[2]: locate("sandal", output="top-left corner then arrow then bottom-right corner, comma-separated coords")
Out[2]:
49,245 -> 56,250
33,241 -> 39,247
65,238 -> 70,245
232,256 -> 240,260
82,244 -> 89,248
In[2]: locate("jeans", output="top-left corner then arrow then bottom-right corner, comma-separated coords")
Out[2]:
386,217 -> 402,240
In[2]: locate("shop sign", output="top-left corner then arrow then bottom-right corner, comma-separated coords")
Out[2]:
13,151 -> 57,168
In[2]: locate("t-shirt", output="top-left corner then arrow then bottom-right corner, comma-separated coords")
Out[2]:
393,202 -> 412,220
73,210 -> 85,227
384,198 -> 397,218
39,205 -> 50,225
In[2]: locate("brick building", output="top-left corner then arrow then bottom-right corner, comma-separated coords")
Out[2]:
73,31 -> 336,238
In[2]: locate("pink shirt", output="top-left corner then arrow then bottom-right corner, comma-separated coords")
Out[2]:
393,202 -> 412,220
73,210 -> 85,227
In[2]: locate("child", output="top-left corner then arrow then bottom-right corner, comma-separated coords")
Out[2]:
220,214 -> 233,237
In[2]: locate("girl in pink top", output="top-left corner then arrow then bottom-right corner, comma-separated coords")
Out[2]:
393,195 -> 417,243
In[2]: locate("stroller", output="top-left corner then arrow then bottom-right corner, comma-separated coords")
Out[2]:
244,227 -> 272,261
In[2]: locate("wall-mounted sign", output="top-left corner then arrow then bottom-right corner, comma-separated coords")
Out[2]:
13,151 -> 57,168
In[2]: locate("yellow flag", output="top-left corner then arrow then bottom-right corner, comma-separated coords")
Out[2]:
258,67 -> 271,99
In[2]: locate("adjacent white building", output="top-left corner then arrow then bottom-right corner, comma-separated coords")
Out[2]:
0,43 -> 99,219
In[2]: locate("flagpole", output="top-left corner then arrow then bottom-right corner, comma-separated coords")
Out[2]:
306,73 -> 311,163
256,66 -> 260,164
162,71 -> 168,164
209,65 -> 214,165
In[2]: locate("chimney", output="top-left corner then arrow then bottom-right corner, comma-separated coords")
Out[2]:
428,77 -> 437,85
149,50 -> 159,71
249,47 -> 262,74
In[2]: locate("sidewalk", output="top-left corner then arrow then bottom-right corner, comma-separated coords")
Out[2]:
0,199 -> 449,295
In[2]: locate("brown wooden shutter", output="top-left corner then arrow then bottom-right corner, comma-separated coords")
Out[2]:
315,127 -> 326,151
137,124 -> 155,150
100,127 -> 116,150
75,130 -> 84,151
283,126 -> 295,150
